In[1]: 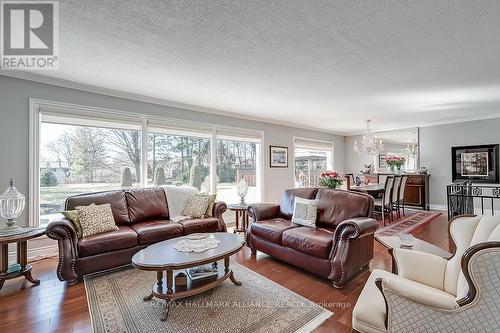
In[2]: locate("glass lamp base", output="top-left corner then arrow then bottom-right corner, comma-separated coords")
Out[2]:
2,220 -> 20,231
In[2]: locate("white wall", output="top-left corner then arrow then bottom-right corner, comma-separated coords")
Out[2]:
0,75 -> 345,229
420,118 -> 500,208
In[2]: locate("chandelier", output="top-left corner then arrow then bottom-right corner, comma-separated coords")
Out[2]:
402,131 -> 418,157
403,143 -> 418,157
354,120 -> 383,155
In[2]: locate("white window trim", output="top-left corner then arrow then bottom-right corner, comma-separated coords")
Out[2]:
292,136 -> 335,188
29,98 -> 264,226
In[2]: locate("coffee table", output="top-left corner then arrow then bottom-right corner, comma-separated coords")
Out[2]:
132,232 -> 244,321
376,235 -> 452,273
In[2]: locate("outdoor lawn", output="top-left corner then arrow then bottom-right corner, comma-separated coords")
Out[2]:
40,183 -> 259,225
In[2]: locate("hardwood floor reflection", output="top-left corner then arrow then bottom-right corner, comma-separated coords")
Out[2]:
0,213 -> 451,333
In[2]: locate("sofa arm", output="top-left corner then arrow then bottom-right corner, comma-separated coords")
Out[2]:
213,201 -> 228,232
247,204 -> 280,222
46,218 -> 79,284
393,248 -> 447,290
329,217 -> 378,287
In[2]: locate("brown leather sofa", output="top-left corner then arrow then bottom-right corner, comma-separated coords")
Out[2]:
46,187 -> 227,284
246,188 -> 378,288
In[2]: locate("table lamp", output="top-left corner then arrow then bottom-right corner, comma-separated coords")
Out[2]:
0,178 -> 25,231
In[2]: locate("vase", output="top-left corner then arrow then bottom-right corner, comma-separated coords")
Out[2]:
397,165 -> 402,173
390,165 -> 396,173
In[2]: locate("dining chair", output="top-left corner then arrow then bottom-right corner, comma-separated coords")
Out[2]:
374,176 -> 394,226
378,174 -> 388,185
391,176 -> 402,219
345,173 -> 355,189
397,175 -> 408,217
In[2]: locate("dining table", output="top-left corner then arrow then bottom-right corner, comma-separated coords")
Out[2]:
349,183 -> 385,196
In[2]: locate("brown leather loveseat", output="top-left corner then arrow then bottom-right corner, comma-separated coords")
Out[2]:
246,188 -> 378,288
46,187 -> 227,284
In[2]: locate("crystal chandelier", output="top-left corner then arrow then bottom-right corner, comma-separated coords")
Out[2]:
353,120 -> 383,155
402,132 -> 418,157
403,143 -> 418,157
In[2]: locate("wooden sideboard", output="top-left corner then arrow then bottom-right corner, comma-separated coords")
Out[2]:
359,173 -> 431,210
403,174 -> 430,210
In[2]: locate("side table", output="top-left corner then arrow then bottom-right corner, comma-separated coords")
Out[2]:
228,203 -> 249,233
375,235 -> 452,274
0,228 -> 46,290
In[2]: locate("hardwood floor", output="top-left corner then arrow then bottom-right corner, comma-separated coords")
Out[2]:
0,213 -> 452,333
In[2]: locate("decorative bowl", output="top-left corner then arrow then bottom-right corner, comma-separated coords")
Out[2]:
187,233 -> 208,240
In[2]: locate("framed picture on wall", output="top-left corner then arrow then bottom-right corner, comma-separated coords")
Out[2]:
451,144 -> 499,183
269,146 -> 288,168
378,155 -> 387,168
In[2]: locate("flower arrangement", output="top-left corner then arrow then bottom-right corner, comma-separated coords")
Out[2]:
385,156 -> 406,170
319,171 -> 344,189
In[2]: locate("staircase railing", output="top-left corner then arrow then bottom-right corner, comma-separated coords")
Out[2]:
447,181 -> 500,219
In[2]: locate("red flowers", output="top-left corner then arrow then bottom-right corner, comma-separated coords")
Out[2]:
319,171 -> 343,189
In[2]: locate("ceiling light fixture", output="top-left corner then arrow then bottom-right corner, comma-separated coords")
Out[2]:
353,120 -> 383,155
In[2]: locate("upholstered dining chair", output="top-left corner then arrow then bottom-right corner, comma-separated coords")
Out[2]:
346,173 -> 355,189
378,174 -> 388,186
390,176 -> 402,219
396,175 -> 408,217
352,215 -> 500,333
373,176 -> 394,226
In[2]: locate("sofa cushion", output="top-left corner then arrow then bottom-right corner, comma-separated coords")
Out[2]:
78,225 -> 138,257
250,218 -> 299,244
316,189 -> 373,228
66,190 -> 130,225
279,188 -> 319,219
179,217 -> 219,234
130,220 -> 184,245
125,188 -> 169,223
282,227 -> 334,259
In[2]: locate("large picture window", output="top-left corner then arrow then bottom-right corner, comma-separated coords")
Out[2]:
147,126 -> 212,192
294,138 -> 333,188
39,114 -> 142,225
31,101 -> 264,227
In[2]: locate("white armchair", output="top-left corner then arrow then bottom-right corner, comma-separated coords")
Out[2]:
352,215 -> 500,333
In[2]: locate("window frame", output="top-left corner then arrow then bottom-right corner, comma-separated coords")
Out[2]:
29,99 -> 264,227
292,136 -> 335,188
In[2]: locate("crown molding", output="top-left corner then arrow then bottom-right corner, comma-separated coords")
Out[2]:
0,72 -> 345,136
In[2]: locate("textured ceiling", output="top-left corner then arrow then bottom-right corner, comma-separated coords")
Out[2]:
18,1 -> 500,133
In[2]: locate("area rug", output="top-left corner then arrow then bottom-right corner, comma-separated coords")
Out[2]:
84,262 -> 333,333
375,210 -> 442,236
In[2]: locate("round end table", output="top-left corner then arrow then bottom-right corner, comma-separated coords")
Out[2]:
0,228 -> 46,290
227,203 -> 249,233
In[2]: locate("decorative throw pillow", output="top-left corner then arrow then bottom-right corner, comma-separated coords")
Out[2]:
61,209 -> 83,238
76,203 -> 118,238
199,194 -> 217,217
291,197 -> 319,227
182,194 -> 211,218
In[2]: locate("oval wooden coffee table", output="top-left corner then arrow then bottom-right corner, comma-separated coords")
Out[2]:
132,232 -> 244,321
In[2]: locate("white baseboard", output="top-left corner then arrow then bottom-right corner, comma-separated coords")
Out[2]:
430,204 -> 447,211
8,244 -> 58,263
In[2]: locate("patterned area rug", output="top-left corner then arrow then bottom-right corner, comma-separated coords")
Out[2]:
375,210 -> 442,236
84,262 -> 332,333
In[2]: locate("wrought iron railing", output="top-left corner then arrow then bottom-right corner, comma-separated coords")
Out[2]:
447,181 -> 500,220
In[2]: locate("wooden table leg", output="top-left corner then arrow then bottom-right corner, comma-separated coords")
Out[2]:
17,241 -> 39,285
225,257 -> 242,286
0,244 -> 8,290
166,270 -> 173,293
234,211 -> 240,233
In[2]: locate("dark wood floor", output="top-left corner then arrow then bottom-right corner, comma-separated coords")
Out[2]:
0,213 -> 452,333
